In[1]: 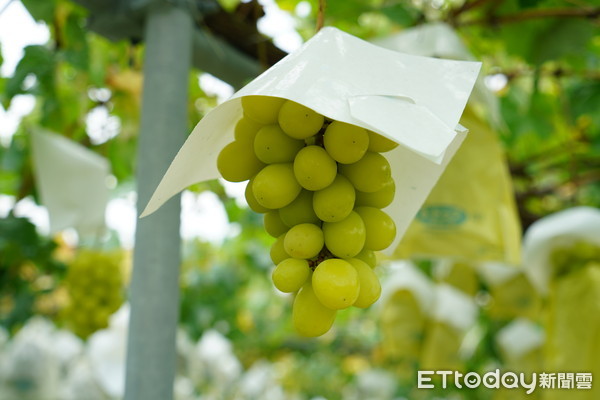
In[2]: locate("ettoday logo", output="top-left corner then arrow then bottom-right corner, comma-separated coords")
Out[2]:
418,369 -> 537,394
418,370 -> 593,393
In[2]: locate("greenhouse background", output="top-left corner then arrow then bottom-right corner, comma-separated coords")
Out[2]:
0,0 -> 599,399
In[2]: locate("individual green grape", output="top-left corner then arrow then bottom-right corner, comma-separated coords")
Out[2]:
272,258 -> 311,293
254,124 -> 305,164
355,206 -> 396,251
322,211 -> 366,258
264,211 -> 289,238
355,178 -> 395,208
270,234 -> 289,265
217,141 -> 265,182
234,117 -> 262,144
347,258 -> 381,308
367,130 -> 399,152
245,176 -> 271,213
241,95 -> 285,125
355,248 -> 377,268
313,174 -> 355,222
312,258 -> 360,310
284,223 -> 324,259
293,282 -> 337,337
339,152 -> 391,193
293,145 -> 337,191
278,100 -> 325,139
279,190 -> 320,227
252,163 -> 301,209
323,121 -> 369,164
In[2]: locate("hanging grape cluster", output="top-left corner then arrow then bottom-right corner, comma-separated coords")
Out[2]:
550,241 -> 600,277
218,96 -> 398,337
62,249 -> 125,338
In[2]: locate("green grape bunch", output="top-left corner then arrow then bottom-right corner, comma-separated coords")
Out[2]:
550,241 -> 600,278
61,249 -> 125,338
218,96 -> 398,337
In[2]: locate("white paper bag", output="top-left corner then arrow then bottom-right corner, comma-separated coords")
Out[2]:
496,318 -> 544,361
141,27 -> 481,252
372,22 -> 502,128
30,129 -> 110,236
522,206 -> 600,294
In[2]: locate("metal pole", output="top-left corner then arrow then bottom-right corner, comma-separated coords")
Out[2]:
124,2 -> 191,400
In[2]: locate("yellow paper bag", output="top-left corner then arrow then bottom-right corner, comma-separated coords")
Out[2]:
419,285 -> 477,372
543,263 -> 600,400
419,320 -> 465,372
479,262 -> 542,321
395,106 -> 522,264
379,289 -> 427,381
435,260 -> 480,297
378,262 -> 435,381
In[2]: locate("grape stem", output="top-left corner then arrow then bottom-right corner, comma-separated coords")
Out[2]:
316,0 -> 326,32
308,246 -> 334,270
309,119 -> 331,148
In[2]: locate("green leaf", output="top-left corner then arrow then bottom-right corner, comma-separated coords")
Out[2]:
380,3 -> 418,26
569,81 -> 600,139
62,12 -> 89,70
107,137 -> 137,181
527,89 -> 555,139
40,95 -> 63,129
326,0 -> 370,21
0,77 -> 6,101
498,19 -> 550,63
531,18 -> 595,65
21,0 -> 56,23
499,83 -> 556,158
517,0 -> 540,9
88,35 -> 130,87
5,45 -> 55,105
569,82 -> 600,118
0,135 -> 27,172
0,132 -> 28,196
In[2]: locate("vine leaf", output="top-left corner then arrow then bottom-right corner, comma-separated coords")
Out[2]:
21,0 -> 56,23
